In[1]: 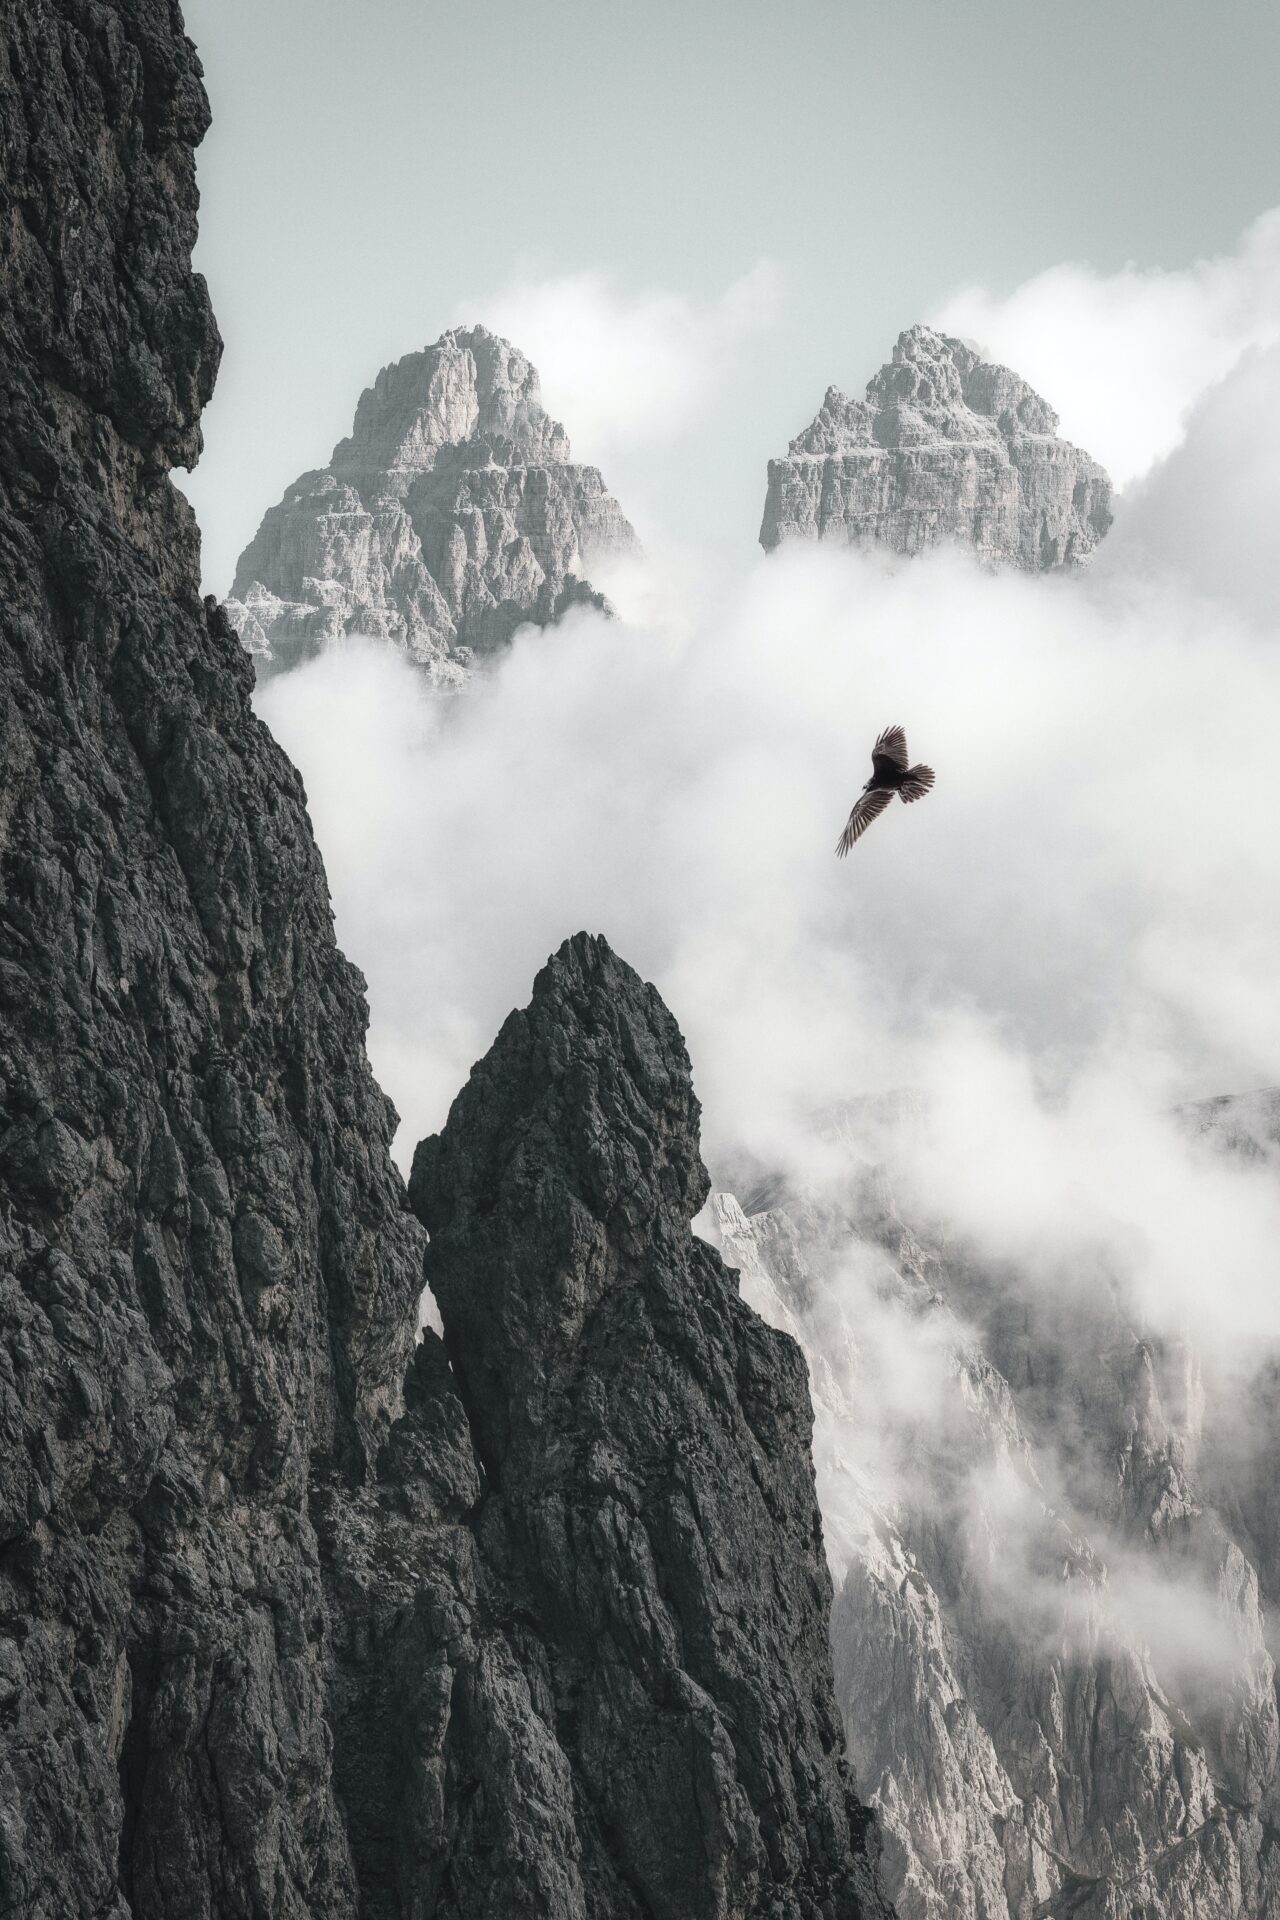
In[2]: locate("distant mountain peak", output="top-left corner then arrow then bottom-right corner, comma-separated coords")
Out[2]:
761,323 -> 1112,569
225,325 -> 638,684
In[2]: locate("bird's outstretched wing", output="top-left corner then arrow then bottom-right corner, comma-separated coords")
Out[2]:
836,786 -> 893,855
900,765 -> 935,802
871,724 -> 909,780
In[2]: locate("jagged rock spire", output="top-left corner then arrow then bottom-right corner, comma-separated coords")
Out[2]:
225,326 -> 639,684
403,932 -> 892,1917
761,323 -> 1112,569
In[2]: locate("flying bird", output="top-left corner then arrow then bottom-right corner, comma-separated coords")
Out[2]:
836,725 -> 935,856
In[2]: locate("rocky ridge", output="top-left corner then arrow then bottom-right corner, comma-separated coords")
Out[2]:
0,6 -> 888,1913
224,326 -> 638,684
760,325 -> 1113,568
402,932 -> 892,1918
704,1093 -> 1280,1920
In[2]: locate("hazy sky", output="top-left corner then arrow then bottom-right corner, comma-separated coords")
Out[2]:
178,0 -> 1280,592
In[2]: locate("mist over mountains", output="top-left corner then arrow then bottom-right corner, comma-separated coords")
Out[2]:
248,289 -> 1280,1919
3,0 -> 1278,1911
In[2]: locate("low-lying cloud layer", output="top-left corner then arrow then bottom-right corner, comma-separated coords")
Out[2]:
259,537 -> 1279,1180
258,230 -> 1280,1748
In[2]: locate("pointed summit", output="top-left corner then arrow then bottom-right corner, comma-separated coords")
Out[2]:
225,325 -> 638,684
761,324 -> 1112,569
406,934 -> 893,1917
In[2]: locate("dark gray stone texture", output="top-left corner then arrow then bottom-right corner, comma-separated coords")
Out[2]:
0,8 -> 890,1915
407,932 -> 892,1920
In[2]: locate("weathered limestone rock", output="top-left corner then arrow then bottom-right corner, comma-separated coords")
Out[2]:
225,327 -> 638,683
0,4 -> 427,1910
760,325 -> 1113,568
1179,1087 -> 1280,1163
705,1101 -> 1280,1920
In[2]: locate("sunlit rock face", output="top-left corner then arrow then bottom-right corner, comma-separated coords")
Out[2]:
704,1091 -> 1280,1920
225,326 -> 638,684
760,325 -> 1113,568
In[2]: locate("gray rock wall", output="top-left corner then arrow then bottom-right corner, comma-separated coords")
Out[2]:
760,325 -> 1113,568
0,4 -> 424,1910
0,13 -> 889,1913
402,933 -> 894,1919
706,1098 -> 1280,1920
225,327 -> 638,683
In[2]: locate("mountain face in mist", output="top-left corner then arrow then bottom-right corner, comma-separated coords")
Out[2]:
705,1092 -> 1280,1920
1182,1088 -> 1280,1164
0,7 -> 888,1913
224,326 -> 639,683
761,324 -> 1113,567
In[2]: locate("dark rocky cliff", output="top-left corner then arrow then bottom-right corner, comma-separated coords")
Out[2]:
0,4 -> 890,1914
0,3 -> 423,1910
403,934 -> 888,1917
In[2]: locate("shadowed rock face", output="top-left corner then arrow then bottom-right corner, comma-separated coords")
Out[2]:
406,932 -> 892,1919
224,326 -> 639,685
0,13 -> 889,1913
760,325 -> 1112,569
0,2 -> 425,1912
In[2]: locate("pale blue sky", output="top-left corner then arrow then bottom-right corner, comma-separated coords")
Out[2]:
179,0 -> 1280,591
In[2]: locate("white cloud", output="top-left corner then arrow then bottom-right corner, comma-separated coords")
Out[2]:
1100,341 -> 1280,626
454,261 -> 782,458
934,208 -> 1280,486
258,519 -> 1280,1190
256,284 -> 1280,1736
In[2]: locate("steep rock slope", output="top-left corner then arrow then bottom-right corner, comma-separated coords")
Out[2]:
224,327 -> 639,684
760,325 -> 1112,568
0,4 -> 424,1911
402,933 -> 891,1919
0,14 -> 889,1913
1181,1088 -> 1280,1165
705,1099 -> 1280,1920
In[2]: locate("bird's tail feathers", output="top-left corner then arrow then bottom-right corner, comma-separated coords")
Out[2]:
900,764 -> 936,803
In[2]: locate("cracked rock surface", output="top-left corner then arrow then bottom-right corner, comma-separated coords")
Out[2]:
760,325 -> 1112,569
224,326 -> 639,685
404,932 -> 892,1919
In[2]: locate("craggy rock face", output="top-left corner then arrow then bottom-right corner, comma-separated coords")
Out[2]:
407,933 -> 892,1919
2,0 -> 220,471
760,325 -> 1113,569
0,2 -> 426,1913
0,12 -> 891,1917
224,326 -> 640,685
